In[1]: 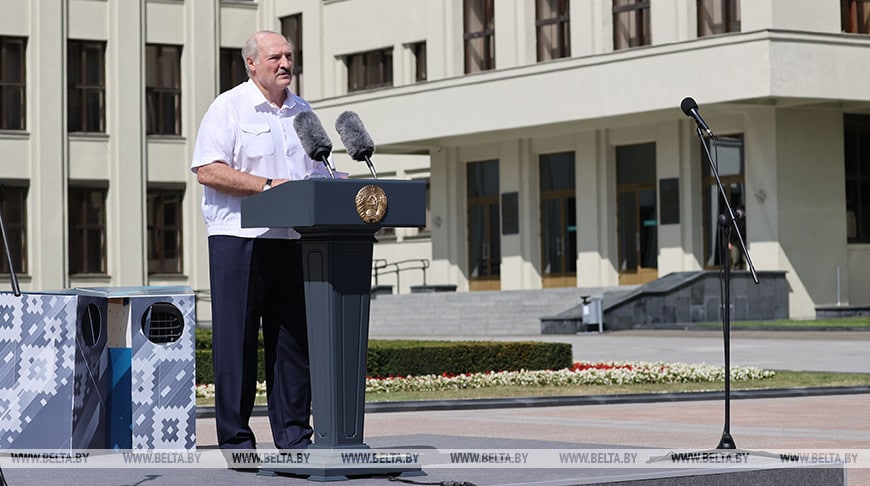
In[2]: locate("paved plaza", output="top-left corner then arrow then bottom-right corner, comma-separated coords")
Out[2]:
1,330 -> 867,485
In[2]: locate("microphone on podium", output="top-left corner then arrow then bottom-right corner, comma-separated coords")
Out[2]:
294,110 -> 336,178
335,111 -> 378,179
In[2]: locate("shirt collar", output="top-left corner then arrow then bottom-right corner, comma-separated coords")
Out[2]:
243,79 -> 297,112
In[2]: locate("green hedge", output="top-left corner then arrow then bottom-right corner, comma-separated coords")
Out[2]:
194,329 -> 572,384
367,340 -> 572,377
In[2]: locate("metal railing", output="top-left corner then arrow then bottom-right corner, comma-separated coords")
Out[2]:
372,258 -> 429,294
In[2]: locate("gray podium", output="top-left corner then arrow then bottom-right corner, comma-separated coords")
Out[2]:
242,179 -> 425,481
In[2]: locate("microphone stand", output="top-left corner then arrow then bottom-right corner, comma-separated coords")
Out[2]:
362,155 -> 377,179
319,157 -> 336,179
0,183 -> 21,296
696,127 -> 758,450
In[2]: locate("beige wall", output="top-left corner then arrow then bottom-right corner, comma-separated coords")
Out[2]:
774,109 -> 848,316
742,0 -> 841,33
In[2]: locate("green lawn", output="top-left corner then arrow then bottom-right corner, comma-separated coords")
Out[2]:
196,370 -> 870,407
695,317 -> 870,329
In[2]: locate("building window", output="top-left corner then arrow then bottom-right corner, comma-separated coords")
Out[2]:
219,48 -> 246,93
409,41 -> 427,82
845,115 -> 870,243
280,14 -> 303,96
613,0 -> 651,50
0,36 -> 26,130
843,0 -> 870,33
0,183 -> 27,275
464,0 -> 495,73
536,0 -> 571,62
540,152 -> 576,287
68,40 -> 106,133
146,44 -> 182,135
467,160 -> 500,289
68,187 -> 107,275
698,0 -> 741,36
147,188 -> 183,274
345,48 -> 393,92
702,135 -> 746,268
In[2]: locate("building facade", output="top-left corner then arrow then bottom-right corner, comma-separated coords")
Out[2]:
0,0 -> 869,322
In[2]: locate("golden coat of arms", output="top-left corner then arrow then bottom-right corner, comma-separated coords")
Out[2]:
355,185 -> 387,223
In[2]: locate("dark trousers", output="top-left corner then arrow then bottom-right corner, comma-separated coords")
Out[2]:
208,235 -> 312,449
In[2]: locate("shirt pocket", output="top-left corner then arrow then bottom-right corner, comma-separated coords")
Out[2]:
239,122 -> 276,157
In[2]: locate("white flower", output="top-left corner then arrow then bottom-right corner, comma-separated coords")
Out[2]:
363,361 -> 775,394
196,361 -> 776,398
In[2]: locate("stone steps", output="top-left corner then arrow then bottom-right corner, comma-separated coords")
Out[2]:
368,287 -> 616,336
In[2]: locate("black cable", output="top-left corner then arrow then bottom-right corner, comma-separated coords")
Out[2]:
0,465 -> 8,486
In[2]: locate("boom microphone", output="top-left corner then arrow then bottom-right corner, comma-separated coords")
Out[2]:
335,111 -> 378,179
293,110 -> 336,178
680,97 -> 715,138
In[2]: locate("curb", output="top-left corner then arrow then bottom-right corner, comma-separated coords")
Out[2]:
195,385 -> 870,419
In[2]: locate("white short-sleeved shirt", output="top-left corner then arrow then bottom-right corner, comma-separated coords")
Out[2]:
191,79 -> 333,239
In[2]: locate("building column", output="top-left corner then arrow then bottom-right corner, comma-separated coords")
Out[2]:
185,0 -> 219,314
31,0 -> 67,290
108,0 -> 146,285
771,108 -> 847,318
429,146 -> 461,289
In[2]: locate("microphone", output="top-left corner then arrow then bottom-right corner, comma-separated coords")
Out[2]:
680,97 -> 715,138
293,110 -> 336,178
335,110 -> 378,179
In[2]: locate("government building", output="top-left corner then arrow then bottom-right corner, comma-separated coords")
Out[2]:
1,1 -> 869,323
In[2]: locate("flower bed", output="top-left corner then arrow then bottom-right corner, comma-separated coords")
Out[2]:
195,361 -> 775,399
366,361 -> 774,394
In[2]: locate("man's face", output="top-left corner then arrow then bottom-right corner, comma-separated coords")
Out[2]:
248,33 -> 293,95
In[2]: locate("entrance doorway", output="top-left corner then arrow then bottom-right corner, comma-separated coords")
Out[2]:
616,143 -> 658,285
540,152 -> 577,288
467,160 -> 501,291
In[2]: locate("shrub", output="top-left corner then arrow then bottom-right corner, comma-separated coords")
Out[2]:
367,340 -> 572,377
194,329 -> 571,384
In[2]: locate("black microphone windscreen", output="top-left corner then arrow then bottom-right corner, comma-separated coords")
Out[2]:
293,110 -> 332,161
680,97 -> 698,116
335,111 -> 375,161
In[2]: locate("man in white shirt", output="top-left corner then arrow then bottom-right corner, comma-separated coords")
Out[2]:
191,30 -> 325,453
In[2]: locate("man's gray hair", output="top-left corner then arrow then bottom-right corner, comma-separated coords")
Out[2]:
241,30 -> 294,77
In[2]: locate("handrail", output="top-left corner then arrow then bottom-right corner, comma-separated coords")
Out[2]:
372,258 -> 429,294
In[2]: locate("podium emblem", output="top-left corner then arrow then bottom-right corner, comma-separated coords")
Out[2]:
355,185 -> 388,223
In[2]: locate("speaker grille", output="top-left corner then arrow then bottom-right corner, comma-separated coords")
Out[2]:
141,302 -> 184,344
